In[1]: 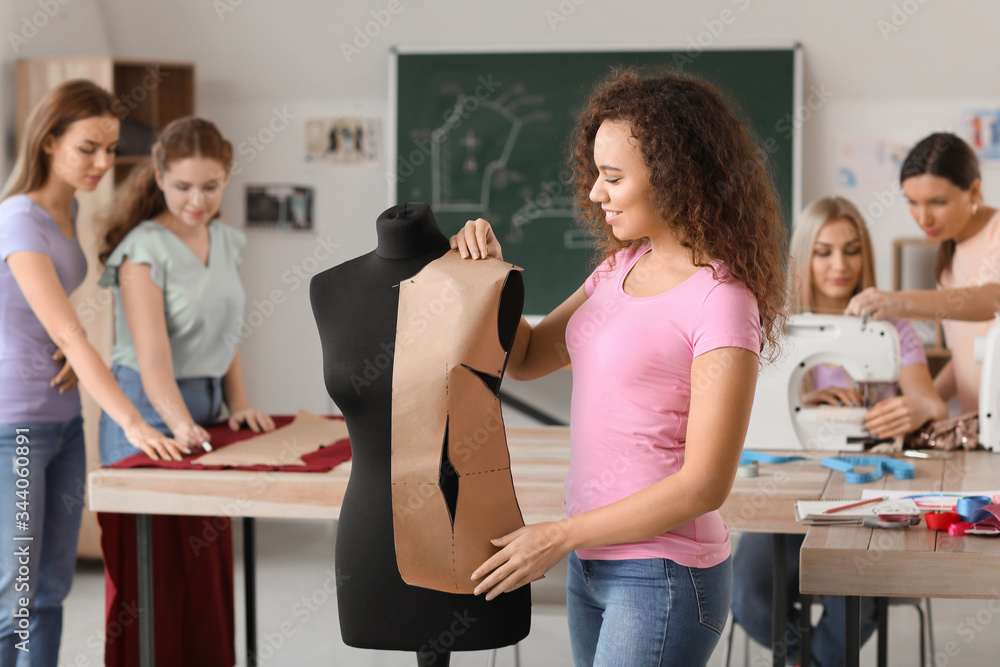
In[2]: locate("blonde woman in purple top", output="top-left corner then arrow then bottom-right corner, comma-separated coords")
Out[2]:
0,81 -> 180,667
731,196 -> 946,667
788,196 -> 946,434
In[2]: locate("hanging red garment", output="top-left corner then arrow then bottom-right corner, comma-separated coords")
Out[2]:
99,512 -> 236,667
98,415 -> 351,667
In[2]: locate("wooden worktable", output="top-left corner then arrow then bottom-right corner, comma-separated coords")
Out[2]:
86,432 -> 840,667
720,451 -> 831,534
800,451 -> 1000,600
88,425 -> 572,524
89,432 -> 834,533
800,451 -> 1000,667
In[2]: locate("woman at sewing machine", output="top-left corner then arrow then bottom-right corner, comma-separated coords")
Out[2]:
846,132 -> 998,416
730,195 -> 947,667
791,197 -> 947,436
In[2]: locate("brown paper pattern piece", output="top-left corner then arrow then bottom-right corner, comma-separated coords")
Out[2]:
391,251 -> 525,593
192,409 -> 349,467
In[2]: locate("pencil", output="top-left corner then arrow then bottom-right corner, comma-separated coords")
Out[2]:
822,496 -> 886,515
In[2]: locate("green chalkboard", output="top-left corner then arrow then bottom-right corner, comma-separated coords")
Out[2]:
392,46 -> 800,314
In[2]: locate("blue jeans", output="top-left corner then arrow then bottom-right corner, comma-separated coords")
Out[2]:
0,417 -> 85,667
731,533 -> 878,667
98,365 -> 222,465
567,552 -> 732,667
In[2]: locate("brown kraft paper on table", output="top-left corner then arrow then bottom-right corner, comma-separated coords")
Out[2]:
391,250 -> 525,593
191,409 -> 350,467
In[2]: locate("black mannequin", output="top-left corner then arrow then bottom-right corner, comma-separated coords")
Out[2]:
310,203 -> 530,666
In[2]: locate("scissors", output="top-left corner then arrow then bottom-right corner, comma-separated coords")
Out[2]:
898,449 -> 953,460
804,514 -> 920,529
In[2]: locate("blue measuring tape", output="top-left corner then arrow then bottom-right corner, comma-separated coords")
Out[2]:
957,495 -> 992,522
739,450 -> 806,466
821,456 -> 915,484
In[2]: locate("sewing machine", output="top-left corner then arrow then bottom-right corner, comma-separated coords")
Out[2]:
977,315 -> 1000,452
744,314 -> 900,451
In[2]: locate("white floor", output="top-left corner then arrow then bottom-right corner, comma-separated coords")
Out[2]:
58,521 -> 1000,667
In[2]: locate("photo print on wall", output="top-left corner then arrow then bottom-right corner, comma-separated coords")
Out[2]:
245,184 -> 315,232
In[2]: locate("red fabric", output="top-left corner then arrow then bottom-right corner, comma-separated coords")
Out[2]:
99,512 -> 236,667
109,414 -> 352,471
925,511 -> 961,531
948,521 -> 975,536
942,504 -> 1000,535
99,415 -> 351,666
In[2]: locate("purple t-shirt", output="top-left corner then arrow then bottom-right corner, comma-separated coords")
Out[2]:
0,195 -> 86,422
810,319 -> 928,402
564,244 -> 761,568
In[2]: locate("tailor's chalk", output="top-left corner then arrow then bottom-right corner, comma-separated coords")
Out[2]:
202,441 -> 213,452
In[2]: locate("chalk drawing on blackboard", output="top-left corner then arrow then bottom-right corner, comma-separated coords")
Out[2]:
426,83 -> 551,219
564,229 -> 595,250
508,180 -> 579,245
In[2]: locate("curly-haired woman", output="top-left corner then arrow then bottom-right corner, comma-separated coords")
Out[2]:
453,68 -> 788,666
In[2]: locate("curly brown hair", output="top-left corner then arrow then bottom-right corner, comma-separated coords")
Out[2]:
100,116 -> 233,264
572,68 -> 787,359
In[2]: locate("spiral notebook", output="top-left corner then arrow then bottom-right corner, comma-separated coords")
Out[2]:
794,498 -> 921,522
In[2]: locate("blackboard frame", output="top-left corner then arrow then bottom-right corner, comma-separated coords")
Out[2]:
389,43 -> 802,315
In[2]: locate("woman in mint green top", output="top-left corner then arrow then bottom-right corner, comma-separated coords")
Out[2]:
96,117 -> 274,667
100,219 -> 248,387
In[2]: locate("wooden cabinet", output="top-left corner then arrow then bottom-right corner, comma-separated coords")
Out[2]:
15,58 -> 194,558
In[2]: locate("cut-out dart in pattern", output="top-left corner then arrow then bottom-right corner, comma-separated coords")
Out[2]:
390,250 -> 525,593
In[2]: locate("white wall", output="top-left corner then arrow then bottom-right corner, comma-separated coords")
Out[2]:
5,0 -> 999,418
1,0 -> 113,176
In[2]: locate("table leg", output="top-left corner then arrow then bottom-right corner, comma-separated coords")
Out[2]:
772,534 -> 786,667
245,517 -> 258,667
799,593 -> 812,667
876,597 -> 888,667
137,513 -> 155,667
846,595 -> 860,667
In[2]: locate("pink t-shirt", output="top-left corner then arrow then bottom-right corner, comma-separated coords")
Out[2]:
939,211 -> 1000,413
810,319 -> 928,402
564,244 -> 761,567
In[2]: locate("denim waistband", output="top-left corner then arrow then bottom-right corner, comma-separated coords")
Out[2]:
111,363 -> 222,392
